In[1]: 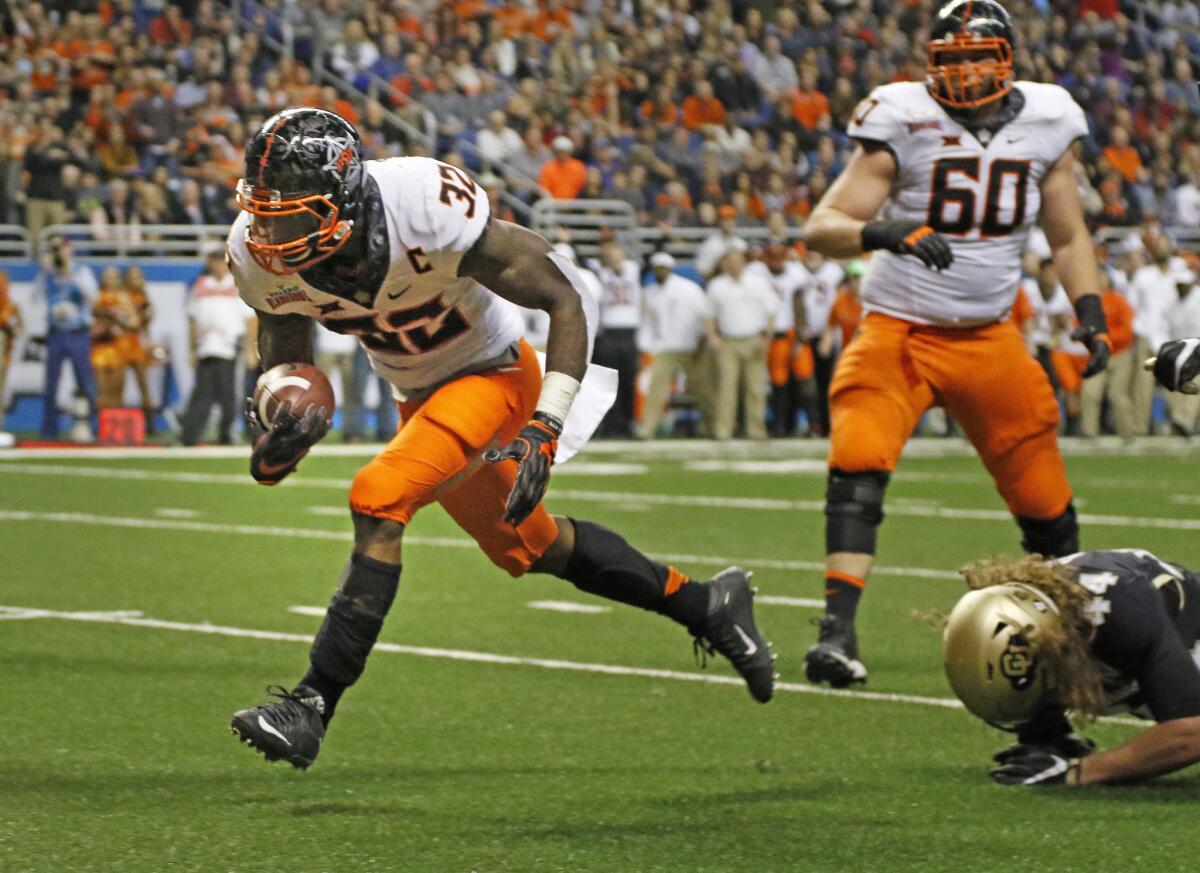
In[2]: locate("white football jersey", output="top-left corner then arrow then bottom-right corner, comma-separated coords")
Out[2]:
747,260 -> 811,333
229,156 -> 525,396
848,81 -> 1088,326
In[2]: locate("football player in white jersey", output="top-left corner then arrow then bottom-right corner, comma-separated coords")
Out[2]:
224,109 -> 775,768
801,0 -> 1112,688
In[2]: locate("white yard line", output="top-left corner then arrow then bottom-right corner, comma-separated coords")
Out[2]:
756,596 -> 825,608
0,602 -> 1143,727
3,462 -> 1198,530
526,600 -> 612,614
0,509 -> 959,580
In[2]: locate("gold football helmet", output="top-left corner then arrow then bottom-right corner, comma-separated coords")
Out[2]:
943,583 -> 1062,728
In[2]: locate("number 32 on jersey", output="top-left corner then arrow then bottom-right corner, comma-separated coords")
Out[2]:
927,157 -> 1031,237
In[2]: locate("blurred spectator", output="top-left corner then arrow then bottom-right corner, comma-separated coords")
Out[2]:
538,135 -> 586,200
37,236 -> 98,439
1079,266 -> 1136,440
696,205 -> 742,280
638,252 -> 713,439
0,271 -> 21,432
682,80 -> 726,131
314,323 -> 362,444
752,36 -> 798,100
23,120 -> 70,238
749,241 -> 815,436
707,244 -> 775,441
1103,126 -> 1143,184
329,19 -> 380,84
1162,266 -> 1200,435
821,261 -> 866,359
1127,238 -> 1179,434
590,240 -> 641,438
91,265 -> 154,428
181,251 -> 247,445
477,111 -> 523,167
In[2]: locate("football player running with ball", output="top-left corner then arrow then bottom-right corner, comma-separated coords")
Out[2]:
802,0 -> 1109,688
227,109 -> 775,768
944,550 -> 1200,785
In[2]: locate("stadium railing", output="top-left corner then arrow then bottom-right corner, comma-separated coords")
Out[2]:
0,226 -> 32,262
20,221 -> 1198,268
35,225 -> 230,261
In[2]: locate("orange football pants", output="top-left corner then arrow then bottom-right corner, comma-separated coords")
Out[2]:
828,313 -> 1071,519
768,331 -> 815,385
1050,349 -> 1087,395
349,340 -> 559,576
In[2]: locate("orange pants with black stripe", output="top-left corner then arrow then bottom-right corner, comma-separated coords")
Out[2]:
828,313 -> 1072,521
348,340 -> 558,577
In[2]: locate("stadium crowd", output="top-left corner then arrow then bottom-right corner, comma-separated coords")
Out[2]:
0,0 -> 1199,442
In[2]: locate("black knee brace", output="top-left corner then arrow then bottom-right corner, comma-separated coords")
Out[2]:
1016,502 -> 1079,557
825,469 -> 890,555
309,553 -> 402,687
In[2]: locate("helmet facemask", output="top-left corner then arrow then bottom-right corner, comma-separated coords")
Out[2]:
926,32 -> 1014,111
236,180 -> 353,275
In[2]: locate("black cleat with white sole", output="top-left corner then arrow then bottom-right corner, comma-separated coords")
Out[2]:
230,685 -> 326,769
694,567 -> 776,703
804,615 -> 867,688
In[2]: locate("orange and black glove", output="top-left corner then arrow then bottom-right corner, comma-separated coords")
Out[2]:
1071,294 -> 1111,378
484,411 -> 561,526
862,220 -> 953,271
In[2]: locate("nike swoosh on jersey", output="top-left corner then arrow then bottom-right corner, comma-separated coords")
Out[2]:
386,284 -> 413,300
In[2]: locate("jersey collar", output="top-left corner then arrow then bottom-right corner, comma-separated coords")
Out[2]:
945,86 -> 1026,147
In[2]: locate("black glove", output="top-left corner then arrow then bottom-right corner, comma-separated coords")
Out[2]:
990,748 -> 1083,785
1071,294 -> 1111,378
861,220 -> 953,271
246,398 -> 330,485
483,411 -> 561,526
1146,338 -> 1200,395
993,733 -> 1096,766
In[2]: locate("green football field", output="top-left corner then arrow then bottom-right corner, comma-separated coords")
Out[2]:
2,439 -> 1198,872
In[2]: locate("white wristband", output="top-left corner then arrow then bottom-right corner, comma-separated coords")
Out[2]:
536,371 -> 581,424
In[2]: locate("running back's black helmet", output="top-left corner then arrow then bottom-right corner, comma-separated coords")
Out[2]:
236,108 -> 366,274
927,0 -> 1016,110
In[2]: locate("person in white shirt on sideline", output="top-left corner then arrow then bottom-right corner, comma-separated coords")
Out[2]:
747,240 -> 814,436
315,322 -> 364,442
707,244 -> 777,440
1125,237 -> 1181,434
590,239 -> 642,437
1161,266 -> 1200,436
637,252 -> 713,439
801,247 -> 843,436
180,251 -> 252,445
695,205 -> 743,280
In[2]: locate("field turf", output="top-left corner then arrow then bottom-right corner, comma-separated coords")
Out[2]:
1,438 -> 1198,872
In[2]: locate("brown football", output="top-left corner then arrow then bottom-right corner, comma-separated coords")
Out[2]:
253,362 -> 336,428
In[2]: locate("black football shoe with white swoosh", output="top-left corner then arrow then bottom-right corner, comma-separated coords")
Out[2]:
804,615 -> 867,688
231,685 -> 326,769
694,567 -> 776,703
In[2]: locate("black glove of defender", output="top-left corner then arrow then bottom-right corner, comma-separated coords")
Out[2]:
861,220 -> 953,271
1147,338 -> 1200,394
1070,294 -> 1111,378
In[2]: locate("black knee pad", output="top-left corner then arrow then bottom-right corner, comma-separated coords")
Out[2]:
309,554 -> 401,687
825,469 -> 890,555
1016,502 -> 1079,557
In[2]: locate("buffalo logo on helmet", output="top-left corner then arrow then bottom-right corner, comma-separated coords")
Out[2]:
998,631 -> 1036,690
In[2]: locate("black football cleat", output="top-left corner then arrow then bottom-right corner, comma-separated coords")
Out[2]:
804,615 -> 867,688
694,567 -> 776,703
230,685 -> 326,769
